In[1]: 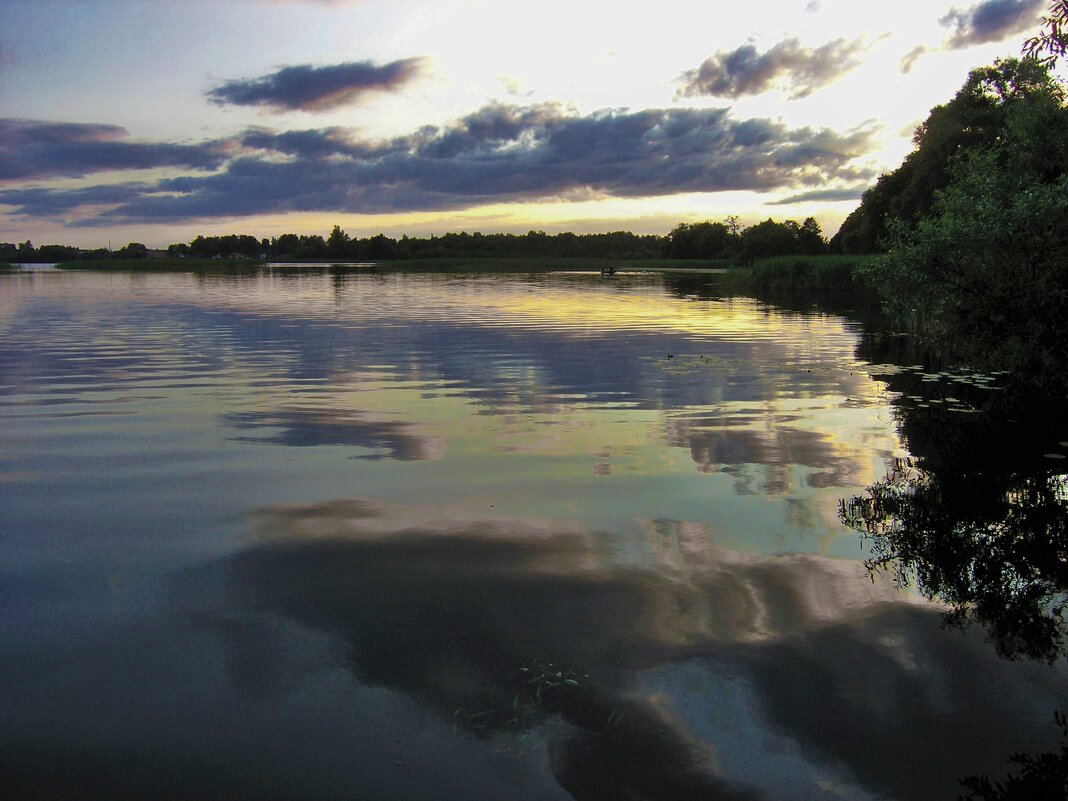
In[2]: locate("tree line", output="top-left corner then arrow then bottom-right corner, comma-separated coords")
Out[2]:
2,217 -> 828,264
849,52 -> 1068,390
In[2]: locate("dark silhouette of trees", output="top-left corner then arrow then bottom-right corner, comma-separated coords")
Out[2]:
117,242 -> 148,258
796,217 -> 825,255
246,228 -> 668,261
858,58 -> 1068,388
664,221 -> 735,259
7,218 -> 831,265
326,225 -> 350,258
0,240 -> 89,263
740,219 -> 798,261
832,58 -> 1061,254
34,244 -> 80,262
664,217 -> 825,261
738,217 -> 826,261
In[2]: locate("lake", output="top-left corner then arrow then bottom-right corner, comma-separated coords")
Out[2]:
1,265 -> 1065,800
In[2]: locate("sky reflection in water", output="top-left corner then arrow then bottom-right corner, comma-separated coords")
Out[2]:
0,268 -> 1063,801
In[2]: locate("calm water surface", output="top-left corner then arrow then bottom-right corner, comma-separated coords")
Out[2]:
1,267 -> 1063,800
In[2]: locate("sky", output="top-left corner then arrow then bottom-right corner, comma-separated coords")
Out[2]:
0,0 -> 1053,248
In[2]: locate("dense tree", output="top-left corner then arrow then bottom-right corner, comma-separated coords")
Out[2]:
326,225 -> 350,257
664,221 -> 736,259
362,233 -> 398,260
739,219 -> 798,261
1,241 -> 93,263
25,218 -> 832,265
293,234 -> 327,259
272,233 -> 300,255
859,59 -> 1068,387
664,217 -> 824,261
832,58 -> 1060,254
117,242 -> 148,258
36,245 -> 80,261
795,217 -> 825,255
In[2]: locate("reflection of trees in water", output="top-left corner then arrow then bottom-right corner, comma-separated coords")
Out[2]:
959,711 -> 1068,800
843,329 -> 1068,664
840,457 -> 1068,663
819,300 -> 1068,795
838,367 -> 1068,798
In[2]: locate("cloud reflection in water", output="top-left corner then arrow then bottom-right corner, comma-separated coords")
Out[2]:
226,406 -> 446,461
174,497 -> 1066,801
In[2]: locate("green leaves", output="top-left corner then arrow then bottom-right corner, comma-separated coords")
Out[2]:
1023,0 -> 1068,68
860,58 -> 1068,389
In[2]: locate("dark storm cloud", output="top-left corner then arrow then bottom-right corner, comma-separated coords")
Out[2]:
207,58 -> 427,111
768,185 -> 868,204
1,104 -> 876,224
676,37 -> 863,100
940,0 -> 1043,47
238,125 -> 420,160
0,182 -> 153,215
0,119 -> 229,182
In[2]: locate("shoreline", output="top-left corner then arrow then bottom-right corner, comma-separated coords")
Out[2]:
44,256 -> 721,273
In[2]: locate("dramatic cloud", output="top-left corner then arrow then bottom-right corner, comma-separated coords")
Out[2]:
940,0 -> 1043,47
900,1 -> 1042,73
1,104 -> 876,224
207,58 -> 427,112
0,119 -> 230,181
676,37 -> 864,100
0,183 -> 153,216
769,185 -> 868,204
238,126 -> 408,159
